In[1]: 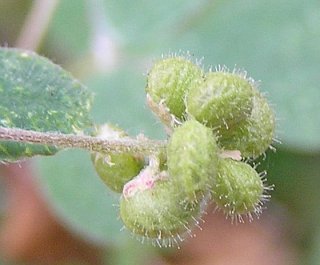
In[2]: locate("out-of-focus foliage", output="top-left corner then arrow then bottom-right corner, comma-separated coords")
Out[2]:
37,149 -> 125,245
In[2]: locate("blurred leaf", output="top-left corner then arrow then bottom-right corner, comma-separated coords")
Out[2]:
0,48 -> 93,161
36,149 -> 127,245
85,69 -> 166,139
254,148 -> 320,265
260,148 -> 320,247
45,0 -> 89,59
102,0 -> 213,54
265,149 -> 320,215
46,0 -> 213,58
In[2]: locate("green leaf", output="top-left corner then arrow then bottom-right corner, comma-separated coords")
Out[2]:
0,48 -> 93,161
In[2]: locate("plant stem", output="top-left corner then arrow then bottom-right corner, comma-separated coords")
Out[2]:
0,127 -> 166,155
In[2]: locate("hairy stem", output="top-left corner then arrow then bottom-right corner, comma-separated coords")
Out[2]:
0,127 -> 166,155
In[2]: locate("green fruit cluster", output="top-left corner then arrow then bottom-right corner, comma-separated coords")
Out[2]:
120,120 -> 218,246
92,55 -> 275,246
147,57 -> 275,158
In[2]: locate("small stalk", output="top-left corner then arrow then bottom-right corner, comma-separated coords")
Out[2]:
0,127 -> 166,155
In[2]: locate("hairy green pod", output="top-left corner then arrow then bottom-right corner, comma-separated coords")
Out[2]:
218,93 -> 275,158
186,71 -> 255,129
120,177 -> 201,246
212,159 -> 265,220
167,120 -> 219,202
146,56 -> 203,121
91,124 -> 145,193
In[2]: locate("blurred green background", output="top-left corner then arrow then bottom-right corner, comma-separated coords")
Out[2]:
0,0 -> 319,264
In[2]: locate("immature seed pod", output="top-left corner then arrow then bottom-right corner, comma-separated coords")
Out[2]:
167,120 -> 219,202
218,93 -> 275,158
91,124 -> 145,193
146,56 -> 203,121
212,158 -> 265,221
186,71 -> 255,129
120,176 -> 202,247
